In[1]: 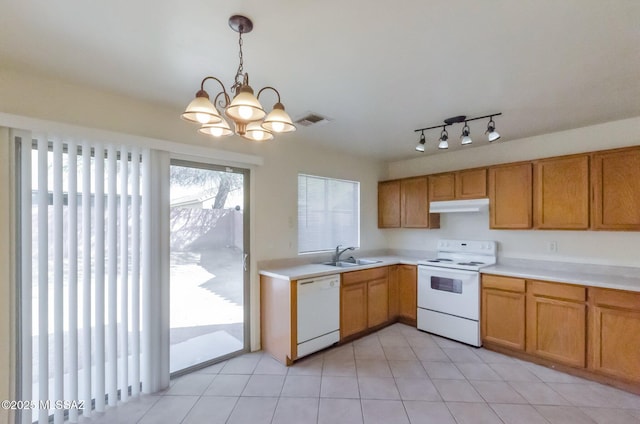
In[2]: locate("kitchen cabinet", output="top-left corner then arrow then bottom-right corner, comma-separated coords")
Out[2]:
401,176 -> 439,228
591,147 -> 640,230
397,264 -> 417,324
388,265 -> 399,319
428,173 -> 455,201
481,274 -> 526,351
588,288 -> 640,384
340,267 -> 389,339
456,168 -> 488,199
378,180 -> 401,228
489,162 -> 533,229
428,168 -> 487,202
526,280 -> 586,368
534,155 -> 590,229
260,275 -> 297,365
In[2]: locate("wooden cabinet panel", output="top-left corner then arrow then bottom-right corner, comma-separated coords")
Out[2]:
260,275 -> 295,365
368,278 -> 389,327
526,280 -> 586,367
401,176 -> 430,228
481,275 -> 526,351
398,265 -> 417,322
592,147 -> 640,230
388,265 -> 399,319
588,288 -> 640,383
341,282 -> 367,339
429,173 -> 455,201
378,180 -> 401,228
534,155 -> 590,229
489,163 -> 533,229
456,168 -> 487,199
343,267 -> 388,285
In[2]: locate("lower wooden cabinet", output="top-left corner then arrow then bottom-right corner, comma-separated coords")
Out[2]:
588,288 -> 640,384
526,280 -> 586,367
398,265 -> 417,323
340,267 -> 389,340
481,275 -> 526,351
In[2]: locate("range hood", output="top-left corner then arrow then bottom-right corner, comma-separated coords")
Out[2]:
429,198 -> 489,213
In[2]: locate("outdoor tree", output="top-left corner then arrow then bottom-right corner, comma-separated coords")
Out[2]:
170,166 -> 243,209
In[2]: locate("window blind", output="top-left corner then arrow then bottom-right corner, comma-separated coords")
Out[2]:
297,174 -> 360,254
17,132 -> 167,424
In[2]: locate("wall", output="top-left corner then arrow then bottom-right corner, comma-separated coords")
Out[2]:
0,69 -> 388,394
386,118 -> 640,267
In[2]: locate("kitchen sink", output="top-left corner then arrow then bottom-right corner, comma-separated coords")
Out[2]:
322,259 -> 382,267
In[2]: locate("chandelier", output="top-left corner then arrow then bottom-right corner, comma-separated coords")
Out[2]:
415,113 -> 501,152
181,15 -> 296,142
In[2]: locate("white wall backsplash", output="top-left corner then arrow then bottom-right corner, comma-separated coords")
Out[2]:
386,209 -> 640,267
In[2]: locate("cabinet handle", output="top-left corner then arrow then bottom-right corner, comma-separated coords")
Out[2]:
300,280 -> 315,285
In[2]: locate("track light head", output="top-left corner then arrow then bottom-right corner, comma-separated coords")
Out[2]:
415,131 -> 426,152
438,128 -> 449,149
461,123 -> 472,145
486,117 -> 500,142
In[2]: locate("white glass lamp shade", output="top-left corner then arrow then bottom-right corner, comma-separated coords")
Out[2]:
488,130 -> 501,142
242,122 -> 274,142
198,118 -> 233,137
415,142 -> 425,152
181,92 -> 222,124
261,103 -> 296,133
438,139 -> 449,149
225,85 -> 266,123
461,125 -> 473,145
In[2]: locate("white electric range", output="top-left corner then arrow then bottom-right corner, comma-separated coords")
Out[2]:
416,239 -> 497,347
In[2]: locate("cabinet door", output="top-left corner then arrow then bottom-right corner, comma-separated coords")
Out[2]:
489,163 -> 533,229
341,283 -> 367,339
378,180 -> 401,228
534,155 -> 590,229
526,281 -> 586,367
481,275 -> 526,351
398,265 -> 417,322
428,173 -> 455,201
388,265 -> 399,320
456,168 -> 487,199
592,147 -> 640,230
401,176 -> 430,228
368,278 -> 389,327
588,288 -> 640,383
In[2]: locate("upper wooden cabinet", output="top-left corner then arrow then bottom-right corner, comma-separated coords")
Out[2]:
428,173 -> 455,201
428,168 -> 487,202
401,177 -> 430,228
534,155 -> 590,229
489,162 -> 533,229
379,177 -> 439,229
456,168 -> 488,199
378,180 -> 401,228
591,147 -> 640,230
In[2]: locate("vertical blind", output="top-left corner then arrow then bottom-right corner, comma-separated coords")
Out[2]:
17,131 -> 167,424
297,174 -> 360,254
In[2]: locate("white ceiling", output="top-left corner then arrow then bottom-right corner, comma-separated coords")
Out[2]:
1,1 -> 639,161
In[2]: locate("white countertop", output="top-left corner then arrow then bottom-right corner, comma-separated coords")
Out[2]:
259,255 -> 640,292
258,255 -> 419,281
481,259 -> 640,293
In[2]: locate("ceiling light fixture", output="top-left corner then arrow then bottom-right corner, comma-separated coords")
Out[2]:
415,131 -> 426,152
438,127 -> 449,149
413,113 -> 502,152
182,15 -> 296,141
486,117 -> 500,142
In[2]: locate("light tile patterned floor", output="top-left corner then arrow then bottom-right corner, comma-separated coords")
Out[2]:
78,323 -> 640,424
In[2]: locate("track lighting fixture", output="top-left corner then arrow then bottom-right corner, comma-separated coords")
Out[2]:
415,131 -> 426,152
413,113 -> 501,152
182,15 -> 296,141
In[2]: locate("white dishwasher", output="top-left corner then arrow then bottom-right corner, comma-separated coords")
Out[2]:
297,274 -> 340,358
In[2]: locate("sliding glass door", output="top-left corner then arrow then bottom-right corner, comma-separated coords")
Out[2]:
169,161 -> 249,374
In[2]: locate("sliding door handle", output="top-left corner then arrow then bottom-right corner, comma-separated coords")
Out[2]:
243,253 -> 249,272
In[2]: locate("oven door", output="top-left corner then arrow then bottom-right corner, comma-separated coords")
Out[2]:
417,265 -> 480,320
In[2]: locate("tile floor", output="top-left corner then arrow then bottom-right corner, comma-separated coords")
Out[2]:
78,323 -> 640,424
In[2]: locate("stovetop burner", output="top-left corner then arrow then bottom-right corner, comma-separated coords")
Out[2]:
418,239 -> 497,271
427,259 -> 453,263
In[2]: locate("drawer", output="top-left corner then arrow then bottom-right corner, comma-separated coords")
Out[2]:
342,267 -> 388,286
589,287 -> 640,310
528,280 -> 586,302
482,274 -> 525,293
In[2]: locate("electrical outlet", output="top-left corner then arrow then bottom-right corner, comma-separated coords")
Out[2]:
548,241 -> 558,253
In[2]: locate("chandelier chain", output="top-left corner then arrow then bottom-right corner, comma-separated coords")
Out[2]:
233,29 -> 245,93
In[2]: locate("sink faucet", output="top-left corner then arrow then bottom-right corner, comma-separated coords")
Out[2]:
333,245 -> 355,263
